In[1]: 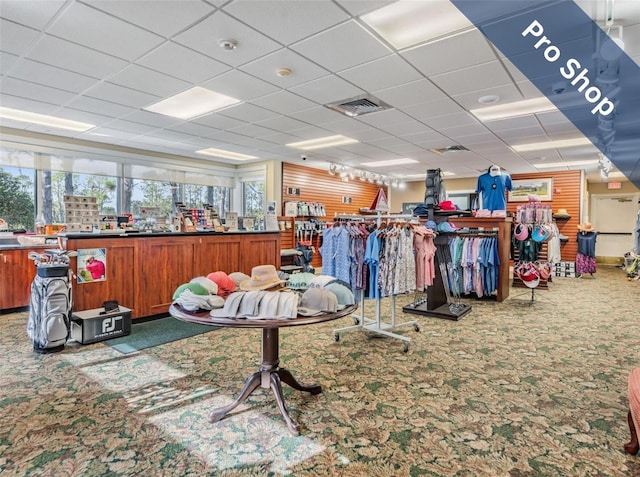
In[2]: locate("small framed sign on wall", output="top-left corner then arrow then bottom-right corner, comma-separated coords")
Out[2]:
508,178 -> 554,202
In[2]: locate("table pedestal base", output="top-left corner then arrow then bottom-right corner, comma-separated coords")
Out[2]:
208,328 -> 321,436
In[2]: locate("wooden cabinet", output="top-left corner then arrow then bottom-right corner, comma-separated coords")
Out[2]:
0,248 -> 45,310
62,232 -> 280,319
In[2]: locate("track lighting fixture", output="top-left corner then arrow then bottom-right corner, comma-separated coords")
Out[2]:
325,161 -> 403,188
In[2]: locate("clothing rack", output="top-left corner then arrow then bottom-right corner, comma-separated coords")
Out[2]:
332,212 -> 420,353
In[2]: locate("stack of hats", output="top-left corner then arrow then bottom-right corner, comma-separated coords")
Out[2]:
286,272 -> 316,291
172,276 -> 225,311
239,265 -> 287,291
207,271 -> 237,297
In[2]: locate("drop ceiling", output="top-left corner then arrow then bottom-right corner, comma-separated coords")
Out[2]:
1,0 -> 639,183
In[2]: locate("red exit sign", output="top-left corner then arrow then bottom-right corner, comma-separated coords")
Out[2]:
607,182 -> 622,189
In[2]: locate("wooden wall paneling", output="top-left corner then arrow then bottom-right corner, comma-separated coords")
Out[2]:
196,235 -> 242,276
66,237 -> 137,314
240,234 -> 280,274
282,162 -> 386,270
507,170 -> 581,262
137,237 -> 197,318
0,247 -> 47,310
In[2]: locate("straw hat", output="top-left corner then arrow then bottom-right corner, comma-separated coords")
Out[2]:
554,208 -> 570,219
578,222 -> 595,232
240,264 -> 286,291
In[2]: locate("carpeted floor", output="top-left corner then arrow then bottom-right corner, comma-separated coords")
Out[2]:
1,266 -> 640,476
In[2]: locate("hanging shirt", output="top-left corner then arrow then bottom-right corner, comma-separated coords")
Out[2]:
577,231 -> 597,258
476,172 -> 512,212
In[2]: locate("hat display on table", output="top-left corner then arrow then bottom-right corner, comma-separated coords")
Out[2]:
228,272 -> 250,288
578,222 -> 595,232
206,271 -> 236,297
514,223 -> 529,241
287,272 -> 316,290
297,288 -> 338,316
554,208 -> 571,219
308,274 -> 337,289
189,276 -> 218,295
436,221 -> 458,233
324,282 -> 355,310
240,264 -> 286,291
173,282 -> 209,300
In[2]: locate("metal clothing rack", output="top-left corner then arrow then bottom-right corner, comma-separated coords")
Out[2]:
332,212 -> 420,353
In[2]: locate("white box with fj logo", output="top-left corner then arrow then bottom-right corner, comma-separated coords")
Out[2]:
71,306 -> 132,344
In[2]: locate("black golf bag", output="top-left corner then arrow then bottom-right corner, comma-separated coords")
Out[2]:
294,242 -> 315,274
425,168 -> 447,208
26,250 -> 76,354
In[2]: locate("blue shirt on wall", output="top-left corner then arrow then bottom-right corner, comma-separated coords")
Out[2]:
476,172 -> 512,212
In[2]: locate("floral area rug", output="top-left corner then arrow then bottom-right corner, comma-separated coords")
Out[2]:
1,266 -> 640,476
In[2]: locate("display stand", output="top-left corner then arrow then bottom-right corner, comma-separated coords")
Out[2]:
402,234 -> 472,321
331,213 -> 419,352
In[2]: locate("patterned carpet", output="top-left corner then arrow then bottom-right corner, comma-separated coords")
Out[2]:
1,266 -> 640,476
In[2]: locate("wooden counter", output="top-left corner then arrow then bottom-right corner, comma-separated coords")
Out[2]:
60,231 -> 280,319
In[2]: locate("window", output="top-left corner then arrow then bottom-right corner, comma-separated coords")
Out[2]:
0,165 -> 35,231
183,183 -> 231,219
242,180 -> 265,223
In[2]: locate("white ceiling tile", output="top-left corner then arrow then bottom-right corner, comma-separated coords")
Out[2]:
357,111 -> 428,136
0,52 -> 19,74
100,119 -> 160,135
493,126 -> 548,141
286,125 -> 334,140
223,0 -> 349,46
191,113 -> 247,131
401,98 -> 465,122
288,106 -> 345,125
66,96 -> 137,118
228,123 -> 281,139
174,11 -> 281,67
239,49 -> 329,88
84,82 -> 159,109
459,132 -> 502,146
251,91 -> 317,115
289,75 -> 364,105
47,2 -> 164,61
542,121 -> 585,136
148,129 -> 198,143
200,70 -> 279,101
0,19 -> 41,56
166,121 -> 220,138
421,112 -> 480,129
88,0 -> 215,38
401,29 -> 497,77
109,65 -> 191,98
430,61 -> 513,97
335,0 -> 394,17
401,130 -> 448,146
291,20 -> 390,72
374,79 -> 446,108
322,117 -> 375,135
121,110 -> 183,128
217,103 -> 280,123
339,55 -> 422,92
8,58 -> 98,93
83,128 -> 141,141
349,130 -> 392,142
138,41 -> 231,84
260,132 -> 308,145
0,0 -> 66,30
439,123 -> 491,139
536,111 -> 570,125
0,94 -> 59,115
452,83 -> 525,110
28,35 -> 129,78
0,77 -> 77,105
516,80 -> 547,99
485,116 -> 541,132
255,115 -> 310,134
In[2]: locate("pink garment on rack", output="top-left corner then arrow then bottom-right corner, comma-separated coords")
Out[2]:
424,235 -> 437,287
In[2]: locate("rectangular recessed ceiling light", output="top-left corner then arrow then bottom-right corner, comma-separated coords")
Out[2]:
0,107 -> 95,132
470,97 -> 557,121
360,158 -> 418,167
286,135 -> 358,150
360,0 -> 474,50
144,86 -> 241,120
532,159 -> 599,168
512,137 -> 592,152
196,148 -> 257,161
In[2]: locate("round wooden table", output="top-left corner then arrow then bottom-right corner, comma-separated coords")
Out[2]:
169,303 -> 357,436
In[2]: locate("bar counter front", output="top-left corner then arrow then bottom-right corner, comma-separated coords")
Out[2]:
60,230 -> 280,319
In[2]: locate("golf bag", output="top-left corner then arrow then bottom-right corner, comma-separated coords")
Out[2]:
27,250 -> 75,354
294,242 -> 315,274
425,168 -> 447,208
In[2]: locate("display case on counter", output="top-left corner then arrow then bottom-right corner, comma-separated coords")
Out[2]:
60,230 -> 280,319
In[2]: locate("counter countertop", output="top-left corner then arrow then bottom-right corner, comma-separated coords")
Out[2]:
60,230 -> 280,239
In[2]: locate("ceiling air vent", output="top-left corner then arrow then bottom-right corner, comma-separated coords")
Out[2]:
325,94 -> 393,117
430,145 -> 469,155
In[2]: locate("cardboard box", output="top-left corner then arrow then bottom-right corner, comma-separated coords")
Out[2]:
71,306 -> 132,344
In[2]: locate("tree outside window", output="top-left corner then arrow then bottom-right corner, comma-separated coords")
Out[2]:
243,180 -> 265,225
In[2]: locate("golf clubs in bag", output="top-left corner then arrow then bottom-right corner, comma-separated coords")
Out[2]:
27,249 -> 77,354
